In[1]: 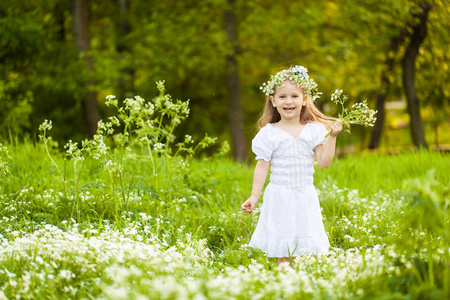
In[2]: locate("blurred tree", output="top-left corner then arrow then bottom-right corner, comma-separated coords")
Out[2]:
224,0 -> 247,161
122,0 -> 231,148
0,0 -> 42,135
115,0 -> 135,100
416,1 -> 450,146
319,0 -> 447,149
369,31 -> 407,149
0,73 -> 33,136
401,1 -> 432,148
0,0 -> 91,141
73,0 -> 101,137
1,0 -> 448,153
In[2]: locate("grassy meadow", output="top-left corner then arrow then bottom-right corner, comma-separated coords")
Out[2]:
0,91 -> 449,299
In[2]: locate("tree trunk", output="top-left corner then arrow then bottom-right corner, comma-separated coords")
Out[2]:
116,0 -> 135,99
73,0 -> 100,137
401,3 -> 431,148
434,123 -> 438,146
369,92 -> 386,149
224,0 -> 248,162
369,31 -> 407,149
54,2 -> 66,41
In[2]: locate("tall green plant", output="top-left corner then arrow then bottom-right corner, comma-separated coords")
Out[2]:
38,81 -> 216,223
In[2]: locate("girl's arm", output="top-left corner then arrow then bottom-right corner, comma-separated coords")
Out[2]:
241,159 -> 270,214
315,119 -> 343,168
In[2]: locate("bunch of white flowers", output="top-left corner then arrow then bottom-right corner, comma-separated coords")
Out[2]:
326,89 -> 377,137
260,66 -> 322,101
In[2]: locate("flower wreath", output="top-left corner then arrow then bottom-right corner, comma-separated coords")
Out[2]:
260,66 -> 322,101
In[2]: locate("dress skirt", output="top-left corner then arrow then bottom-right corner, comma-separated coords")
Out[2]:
248,182 -> 330,258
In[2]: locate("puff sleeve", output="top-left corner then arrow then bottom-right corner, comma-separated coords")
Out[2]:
312,123 -> 329,149
251,127 -> 274,162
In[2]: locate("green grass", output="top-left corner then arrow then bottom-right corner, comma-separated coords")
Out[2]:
315,149 -> 450,196
1,136 -> 449,299
2,86 -> 448,299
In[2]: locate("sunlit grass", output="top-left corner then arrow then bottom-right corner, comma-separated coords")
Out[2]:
0,86 -> 448,298
1,140 -> 449,299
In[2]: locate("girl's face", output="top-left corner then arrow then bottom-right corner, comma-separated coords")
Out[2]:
270,80 -> 305,122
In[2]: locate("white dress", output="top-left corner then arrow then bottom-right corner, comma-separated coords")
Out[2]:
248,122 -> 330,258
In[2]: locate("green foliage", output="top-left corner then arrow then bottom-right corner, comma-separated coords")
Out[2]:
0,73 -> 33,135
31,82 -> 217,226
402,169 -> 449,239
1,0 -> 448,151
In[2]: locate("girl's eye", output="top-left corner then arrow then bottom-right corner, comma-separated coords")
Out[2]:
293,95 -> 299,98
279,96 -> 286,98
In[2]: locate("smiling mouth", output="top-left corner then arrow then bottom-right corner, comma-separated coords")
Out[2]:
284,107 -> 295,111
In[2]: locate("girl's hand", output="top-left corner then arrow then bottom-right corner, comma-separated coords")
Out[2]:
241,196 -> 258,214
330,119 -> 343,137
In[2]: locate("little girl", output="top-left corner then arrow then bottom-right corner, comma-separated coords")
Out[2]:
241,66 -> 342,267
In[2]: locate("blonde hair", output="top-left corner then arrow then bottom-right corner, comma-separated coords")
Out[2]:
257,82 -> 336,130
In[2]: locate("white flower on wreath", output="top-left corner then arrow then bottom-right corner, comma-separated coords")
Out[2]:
260,65 -> 322,101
